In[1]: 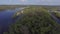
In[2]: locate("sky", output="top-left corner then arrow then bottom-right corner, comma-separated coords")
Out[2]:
0,0 -> 60,5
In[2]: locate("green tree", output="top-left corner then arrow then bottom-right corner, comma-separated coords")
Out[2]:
4,7 -> 60,34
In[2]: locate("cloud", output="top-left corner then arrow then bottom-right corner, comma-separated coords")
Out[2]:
20,0 -> 27,2
40,0 -> 60,2
40,0 -> 52,2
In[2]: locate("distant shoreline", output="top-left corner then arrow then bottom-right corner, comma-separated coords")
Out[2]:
0,5 -> 60,11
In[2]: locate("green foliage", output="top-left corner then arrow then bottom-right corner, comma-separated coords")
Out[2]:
53,12 -> 60,18
4,7 -> 60,34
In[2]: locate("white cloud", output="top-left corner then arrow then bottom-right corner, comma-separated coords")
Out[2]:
40,0 -> 52,2
20,0 -> 27,2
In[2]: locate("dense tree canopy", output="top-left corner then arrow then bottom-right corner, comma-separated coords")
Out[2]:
4,7 -> 60,34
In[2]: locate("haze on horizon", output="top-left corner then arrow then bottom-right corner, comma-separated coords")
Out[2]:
0,0 -> 60,5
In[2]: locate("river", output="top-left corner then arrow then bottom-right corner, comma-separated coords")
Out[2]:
0,8 -> 22,34
48,10 -> 60,23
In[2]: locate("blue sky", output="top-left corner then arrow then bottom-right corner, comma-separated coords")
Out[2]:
0,0 -> 60,5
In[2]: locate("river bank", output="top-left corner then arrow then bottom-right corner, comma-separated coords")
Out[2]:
0,7 -> 24,34
53,12 -> 60,19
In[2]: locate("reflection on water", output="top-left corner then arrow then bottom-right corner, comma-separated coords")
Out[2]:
0,8 -> 21,34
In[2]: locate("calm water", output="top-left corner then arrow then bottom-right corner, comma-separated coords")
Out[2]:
0,8 -> 21,34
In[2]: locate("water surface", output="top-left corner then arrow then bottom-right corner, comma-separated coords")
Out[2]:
0,8 -> 21,34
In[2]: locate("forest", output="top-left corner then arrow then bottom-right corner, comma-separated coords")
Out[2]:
3,6 -> 60,34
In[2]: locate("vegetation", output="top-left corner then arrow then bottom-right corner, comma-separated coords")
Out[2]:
53,12 -> 60,19
0,5 -> 27,10
4,7 -> 60,34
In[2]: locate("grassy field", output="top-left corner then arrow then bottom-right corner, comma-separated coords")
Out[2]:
0,5 -> 27,10
0,5 -> 60,10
